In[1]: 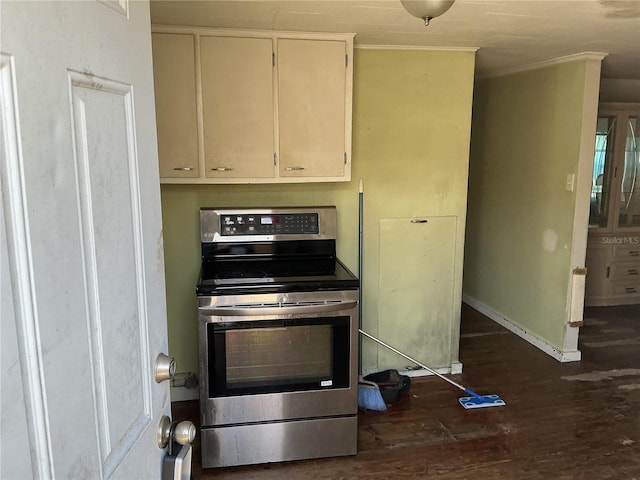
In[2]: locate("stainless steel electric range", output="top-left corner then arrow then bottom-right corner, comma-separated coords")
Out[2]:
196,206 -> 359,469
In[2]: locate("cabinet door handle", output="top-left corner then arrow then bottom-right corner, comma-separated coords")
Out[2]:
628,269 -> 639,275
285,166 -> 305,171
172,167 -> 194,171
411,219 -> 428,224
630,250 -> 639,257
625,287 -> 637,293
211,167 -> 233,172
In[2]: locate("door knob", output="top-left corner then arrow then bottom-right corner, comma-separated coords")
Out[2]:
157,415 -> 172,448
155,353 -> 176,383
158,417 -> 196,480
173,421 -> 196,446
157,417 -> 196,449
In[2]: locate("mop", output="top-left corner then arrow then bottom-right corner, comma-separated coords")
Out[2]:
359,329 -> 505,409
357,180 -> 505,410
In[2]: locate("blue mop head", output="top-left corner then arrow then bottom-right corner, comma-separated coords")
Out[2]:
358,379 -> 387,411
458,392 -> 506,409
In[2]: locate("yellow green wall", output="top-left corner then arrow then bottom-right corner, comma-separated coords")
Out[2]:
354,49 -> 475,371
161,48 -> 476,375
464,61 -> 589,350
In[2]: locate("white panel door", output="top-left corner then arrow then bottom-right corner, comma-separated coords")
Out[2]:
1,1 -> 170,478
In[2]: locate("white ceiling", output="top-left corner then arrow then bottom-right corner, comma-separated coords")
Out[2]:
149,0 -> 640,80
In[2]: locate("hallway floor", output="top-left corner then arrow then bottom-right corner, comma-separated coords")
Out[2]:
173,303 -> 640,479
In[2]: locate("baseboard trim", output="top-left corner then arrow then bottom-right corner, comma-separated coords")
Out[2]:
463,294 -> 581,363
399,361 -> 463,378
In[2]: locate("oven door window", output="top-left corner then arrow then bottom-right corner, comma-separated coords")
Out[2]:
208,316 -> 350,397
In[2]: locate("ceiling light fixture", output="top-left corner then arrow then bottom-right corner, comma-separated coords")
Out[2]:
400,0 -> 455,26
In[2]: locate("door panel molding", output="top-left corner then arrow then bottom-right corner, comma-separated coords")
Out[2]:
68,70 -> 152,477
0,52 -> 54,479
98,0 -> 129,18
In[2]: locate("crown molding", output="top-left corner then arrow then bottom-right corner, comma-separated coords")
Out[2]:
355,44 -> 478,53
479,51 -> 608,80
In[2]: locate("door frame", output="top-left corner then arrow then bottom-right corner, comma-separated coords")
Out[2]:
565,54 -> 607,356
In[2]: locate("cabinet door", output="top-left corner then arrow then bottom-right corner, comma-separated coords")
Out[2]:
152,33 -> 199,178
584,240 -> 611,306
200,36 -> 275,178
617,115 -> 640,228
277,39 -> 347,178
378,217 -> 457,369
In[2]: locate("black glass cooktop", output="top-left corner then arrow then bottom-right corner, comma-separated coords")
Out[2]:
197,257 -> 359,296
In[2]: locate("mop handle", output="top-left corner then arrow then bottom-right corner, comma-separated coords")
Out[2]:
358,329 -> 481,398
358,181 -> 364,375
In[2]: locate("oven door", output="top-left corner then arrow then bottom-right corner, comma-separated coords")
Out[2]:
198,290 -> 359,427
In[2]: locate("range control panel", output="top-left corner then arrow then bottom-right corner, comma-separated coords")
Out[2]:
200,207 -> 336,242
221,213 -> 319,236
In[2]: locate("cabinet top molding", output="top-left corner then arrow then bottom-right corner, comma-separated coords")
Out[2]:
152,24 -> 356,42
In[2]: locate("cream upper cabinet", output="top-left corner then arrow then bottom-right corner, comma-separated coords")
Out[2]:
278,39 -> 348,178
151,27 -> 354,184
200,36 -> 275,179
151,32 -> 200,178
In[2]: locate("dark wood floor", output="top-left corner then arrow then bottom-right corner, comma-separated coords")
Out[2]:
173,303 -> 640,479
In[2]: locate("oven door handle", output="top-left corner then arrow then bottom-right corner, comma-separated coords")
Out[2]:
199,300 -> 358,317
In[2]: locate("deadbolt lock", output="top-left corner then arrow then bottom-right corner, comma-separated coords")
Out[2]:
155,353 -> 176,383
